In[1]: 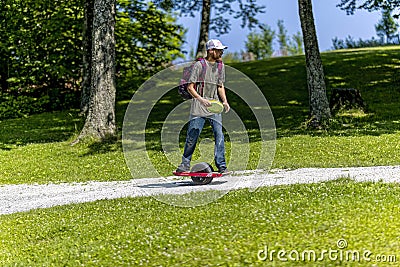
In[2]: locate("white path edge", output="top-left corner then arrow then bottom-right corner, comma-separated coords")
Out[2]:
1,165 -> 400,215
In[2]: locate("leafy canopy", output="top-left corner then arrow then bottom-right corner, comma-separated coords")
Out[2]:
153,0 -> 265,35
375,7 -> 399,40
337,0 -> 400,17
0,0 -> 185,118
245,24 -> 275,60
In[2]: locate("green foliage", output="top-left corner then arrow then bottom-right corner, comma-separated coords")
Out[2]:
331,36 -> 386,49
245,24 -> 275,59
222,51 -> 242,63
337,0 -> 400,16
1,180 -> 400,265
115,1 -> 185,99
0,0 -> 83,115
277,19 -> 289,55
1,0 -> 185,119
0,94 -> 50,119
153,0 -> 266,34
375,7 -> 399,42
245,21 -> 304,59
116,1 -> 185,76
276,20 -> 304,56
1,0 -> 83,87
288,31 -> 304,55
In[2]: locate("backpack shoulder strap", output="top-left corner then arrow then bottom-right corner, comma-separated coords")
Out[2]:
199,58 -> 207,73
216,60 -> 223,72
216,60 -> 224,84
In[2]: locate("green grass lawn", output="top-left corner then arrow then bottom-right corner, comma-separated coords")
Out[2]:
1,47 -> 400,266
1,180 -> 399,266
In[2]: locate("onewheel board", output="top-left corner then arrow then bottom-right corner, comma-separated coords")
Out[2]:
173,162 -> 230,185
207,100 -> 224,113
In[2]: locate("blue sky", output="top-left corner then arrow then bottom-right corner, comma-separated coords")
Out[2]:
176,0 -> 385,55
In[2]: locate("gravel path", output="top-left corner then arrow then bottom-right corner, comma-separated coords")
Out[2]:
1,165 -> 400,215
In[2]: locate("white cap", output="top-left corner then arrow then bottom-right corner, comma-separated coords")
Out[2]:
206,39 -> 228,50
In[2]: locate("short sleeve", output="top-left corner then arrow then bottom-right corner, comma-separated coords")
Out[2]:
188,61 -> 202,84
217,63 -> 225,85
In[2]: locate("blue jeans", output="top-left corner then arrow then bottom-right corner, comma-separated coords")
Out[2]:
181,114 -> 226,170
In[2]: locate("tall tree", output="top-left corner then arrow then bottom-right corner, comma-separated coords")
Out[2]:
298,0 -> 331,127
74,0 -> 117,142
154,0 -> 265,58
80,0 -> 94,114
196,0 -> 211,58
277,19 -> 289,56
245,24 -> 275,59
288,31 -> 304,55
375,7 -> 399,42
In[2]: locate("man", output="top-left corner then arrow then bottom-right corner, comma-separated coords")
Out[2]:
176,39 -> 230,174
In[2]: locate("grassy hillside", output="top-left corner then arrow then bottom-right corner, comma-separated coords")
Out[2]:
0,47 -> 400,184
232,46 -> 400,136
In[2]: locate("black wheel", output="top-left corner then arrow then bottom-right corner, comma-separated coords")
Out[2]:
191,162 -> 214,185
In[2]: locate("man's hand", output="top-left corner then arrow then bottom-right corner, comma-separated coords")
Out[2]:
222,101 -> 230,113
217,84 -> 229,113
198,97 -> 211,107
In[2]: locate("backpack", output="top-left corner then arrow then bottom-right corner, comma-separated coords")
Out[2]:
178,58 -> 223,100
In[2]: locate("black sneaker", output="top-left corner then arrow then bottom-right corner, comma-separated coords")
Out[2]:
218,167 -> 229,174
176,164 -> 190,173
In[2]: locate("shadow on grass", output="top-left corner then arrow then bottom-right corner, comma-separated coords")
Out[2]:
231,47 -> 400,138
138,180 -> 227,188
0,110 -> 84,147
1,47 -> 400,149
78,139 -> 122,156
0,144 -> 12,151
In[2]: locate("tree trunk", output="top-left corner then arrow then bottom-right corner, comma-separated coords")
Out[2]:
80,0 -> 94,114
195,0 -> 211,58
0,53 -> 8,91
298,0 -> 331,127
73,0 -> 117,143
